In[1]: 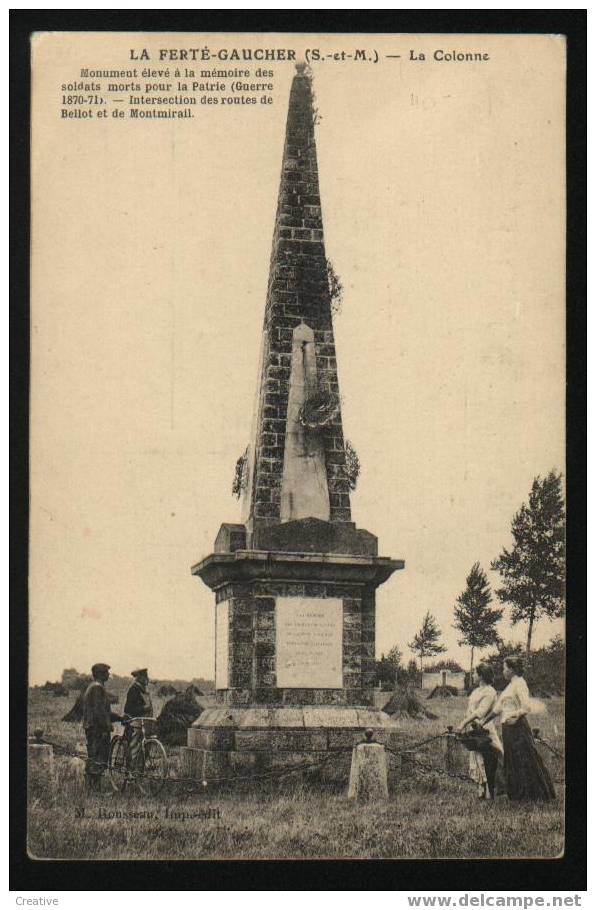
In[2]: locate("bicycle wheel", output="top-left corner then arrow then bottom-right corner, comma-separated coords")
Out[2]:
109,736 -> 130,793
137,739 -> 168,796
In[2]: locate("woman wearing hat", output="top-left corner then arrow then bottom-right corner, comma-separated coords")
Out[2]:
457,664 -> 503,799
481,656 -> 555,802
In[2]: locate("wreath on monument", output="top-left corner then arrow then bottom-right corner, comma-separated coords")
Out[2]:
343,440 -> 361,491
326,259 -> 343,316
299,390 -> 340,429
232,447 -> 249,499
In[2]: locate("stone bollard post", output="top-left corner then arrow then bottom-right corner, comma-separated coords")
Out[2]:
347,730 -> 389,802
445,725 -> 455,773
28,729 -> 56,801
70,742 -> 87,789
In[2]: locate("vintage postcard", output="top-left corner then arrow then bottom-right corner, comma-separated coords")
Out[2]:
28,31 -> 566,862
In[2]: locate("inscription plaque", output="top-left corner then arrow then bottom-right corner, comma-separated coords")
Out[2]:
276,597 -> 343,688
215,601 -> 229,689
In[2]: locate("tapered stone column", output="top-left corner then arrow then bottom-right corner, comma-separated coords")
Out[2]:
182,65 -> 404,781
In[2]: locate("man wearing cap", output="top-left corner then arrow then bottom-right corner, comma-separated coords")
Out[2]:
124,669 -> 154,772
82,663 -> 126,793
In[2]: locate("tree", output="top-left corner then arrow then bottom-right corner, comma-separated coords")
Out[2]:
374,646 -> 406,690
453,562 -> 503,677
408,611 -> 446,673
491,471 -> 565,659
374,654 -> 395,690
387,644 -> 402,669
407,659 -> 419,679
425,659 -> 465,674
386,644 -> 403,688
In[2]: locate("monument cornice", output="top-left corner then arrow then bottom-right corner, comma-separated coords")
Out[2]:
192,549 -> 404,591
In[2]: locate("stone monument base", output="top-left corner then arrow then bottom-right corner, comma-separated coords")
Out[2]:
180,705 -> 400,783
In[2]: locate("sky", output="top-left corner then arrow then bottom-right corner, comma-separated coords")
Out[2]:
30,33 -> 565,684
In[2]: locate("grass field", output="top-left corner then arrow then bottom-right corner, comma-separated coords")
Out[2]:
27,690 -> 564,860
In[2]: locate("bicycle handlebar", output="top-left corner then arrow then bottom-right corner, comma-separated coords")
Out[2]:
121,716 -> 157,725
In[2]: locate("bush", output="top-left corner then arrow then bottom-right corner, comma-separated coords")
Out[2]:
481,637 -> 565,694
526,636 -> 565,696
41,681 -> 69,696
61,669 -> 92,692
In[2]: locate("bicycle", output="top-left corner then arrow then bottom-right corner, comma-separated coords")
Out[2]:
109,717 -> 168,796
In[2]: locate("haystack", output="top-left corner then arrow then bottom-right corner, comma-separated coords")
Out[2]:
157,687 -> 203,745
383,687 -> 438,720
427,684 -> 458,699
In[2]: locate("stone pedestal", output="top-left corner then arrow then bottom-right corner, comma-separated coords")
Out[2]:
187,523 -> 403,783
182,705 -> 400,784
193,543 -> 402,707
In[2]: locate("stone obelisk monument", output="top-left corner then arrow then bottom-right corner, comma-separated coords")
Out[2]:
181,66 -> 404,778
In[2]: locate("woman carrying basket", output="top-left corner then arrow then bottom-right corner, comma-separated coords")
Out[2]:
457,664 -> 503,800
481,656 -> 555,802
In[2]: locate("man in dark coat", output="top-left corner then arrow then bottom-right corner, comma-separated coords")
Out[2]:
124,669 -> 154,771
83,663 -> 126,792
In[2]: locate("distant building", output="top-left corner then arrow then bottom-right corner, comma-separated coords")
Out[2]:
422,669 -> 465,692
61,668 -> 82,689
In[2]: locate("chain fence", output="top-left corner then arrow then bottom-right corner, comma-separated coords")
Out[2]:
30,726 -> 565,794
34,735 -> 352,789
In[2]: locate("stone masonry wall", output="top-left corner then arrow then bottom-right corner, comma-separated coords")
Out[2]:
214,580 -> 376,706
249,71 -> 351,527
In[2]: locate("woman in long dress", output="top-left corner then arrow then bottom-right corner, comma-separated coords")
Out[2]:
457,664 -> 503,799
482,656 -> 556,802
